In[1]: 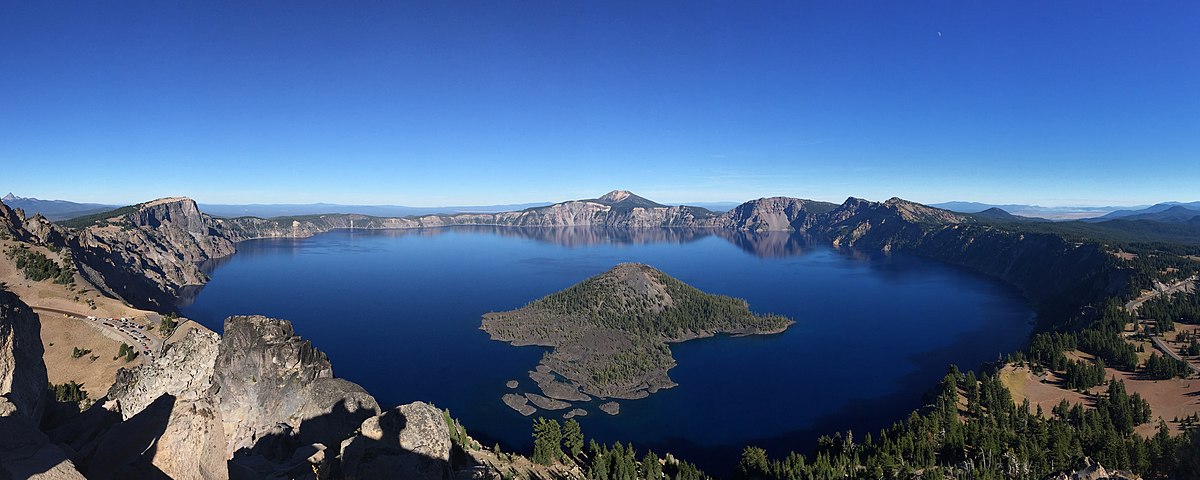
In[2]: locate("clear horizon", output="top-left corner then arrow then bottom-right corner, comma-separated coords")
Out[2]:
3,2 -> 1197,207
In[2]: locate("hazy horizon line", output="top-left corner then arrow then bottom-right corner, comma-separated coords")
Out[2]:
4,189 -> 1193,211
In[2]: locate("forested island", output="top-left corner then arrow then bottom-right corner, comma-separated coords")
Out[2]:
482,263 -> 793,413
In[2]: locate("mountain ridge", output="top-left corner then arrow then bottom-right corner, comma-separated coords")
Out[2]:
2,190 -> 1177,317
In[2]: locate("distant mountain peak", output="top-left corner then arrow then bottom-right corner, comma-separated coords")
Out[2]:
3,193 -> 17,202
599,190 -> 635,202
591,190 -> 665,209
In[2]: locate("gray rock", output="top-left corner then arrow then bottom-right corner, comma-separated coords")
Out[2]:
599,402 -> 620,415
505,380 -> 518,389
81,394 -> 227,480
340,401 -> 452,480
107,327 -> 221,420
0,290 -> 48,423
501,393 -> 536,416
563,408 -> 588,419
214,315 -> 380,459
525,393 -> 571,411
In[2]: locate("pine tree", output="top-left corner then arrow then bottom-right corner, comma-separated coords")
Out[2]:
532,417 -> 563,465
642,451 -> 662,479
564,418 -> 584,458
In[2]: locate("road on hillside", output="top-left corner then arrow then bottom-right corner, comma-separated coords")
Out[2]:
31,306 -> 163,360
1149,335 -> 1200,377
1125,275 -> 1197,313
1123,274 -> 1199,377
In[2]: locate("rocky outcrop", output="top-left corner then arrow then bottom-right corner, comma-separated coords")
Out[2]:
339,402 -> 452,480
82,394 -> 227,480
107,327 -> 221,420
59,326 -> 227,479
66,198 -> 237,311
1050,457 -> 1142,480
0,290 -> 48,423
51,315 -> 386,479
214,316 -> 380,459
0,291 -> 83,479
706,197 -> 835,232
0,199 -> 66,247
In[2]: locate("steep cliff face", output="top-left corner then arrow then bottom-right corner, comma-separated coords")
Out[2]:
66,198 -> 236,310
0,291 -> 86,480
213,315 -> 380,459
0,290 -> 48,423
816,197 -> 1119,318
708,197 -> 836,232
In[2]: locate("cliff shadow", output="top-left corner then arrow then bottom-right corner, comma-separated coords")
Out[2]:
232,401 -> 458,480
71,394 -> 176,480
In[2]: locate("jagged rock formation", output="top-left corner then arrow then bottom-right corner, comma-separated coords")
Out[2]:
339,401 -> 452,480
0,199 -> 65,247
214,316 -> 380,459
107,328 -> 221,420
38,314 -> 444,479
81,394 -> 227,480
483,263 -> 793,401
0,289 -> 48,423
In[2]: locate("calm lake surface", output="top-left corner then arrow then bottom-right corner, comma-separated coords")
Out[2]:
182,227 -> 1033,471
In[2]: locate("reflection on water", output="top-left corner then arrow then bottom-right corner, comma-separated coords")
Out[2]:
239,226 -> 818,256
180,227 -> 825,307
180,226 -> 1033,475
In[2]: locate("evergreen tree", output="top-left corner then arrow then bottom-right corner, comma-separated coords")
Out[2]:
642,451 -> 662,479
532,417 -> 563,465
564,418 -> 584,458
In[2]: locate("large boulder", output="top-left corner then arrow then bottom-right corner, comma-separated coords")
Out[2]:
214,316 -> 380,459
81,395 -> 227,480
339,401 -> 452,480
0,290 -> 48,423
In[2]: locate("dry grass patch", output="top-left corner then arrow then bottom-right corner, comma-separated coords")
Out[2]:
40,311 -> 141,396
999,365 -> 1090,418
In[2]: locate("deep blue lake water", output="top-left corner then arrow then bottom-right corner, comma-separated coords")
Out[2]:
181,227 -> 1033,472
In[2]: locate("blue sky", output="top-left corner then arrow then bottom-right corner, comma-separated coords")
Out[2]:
1,1 -> 1197,207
